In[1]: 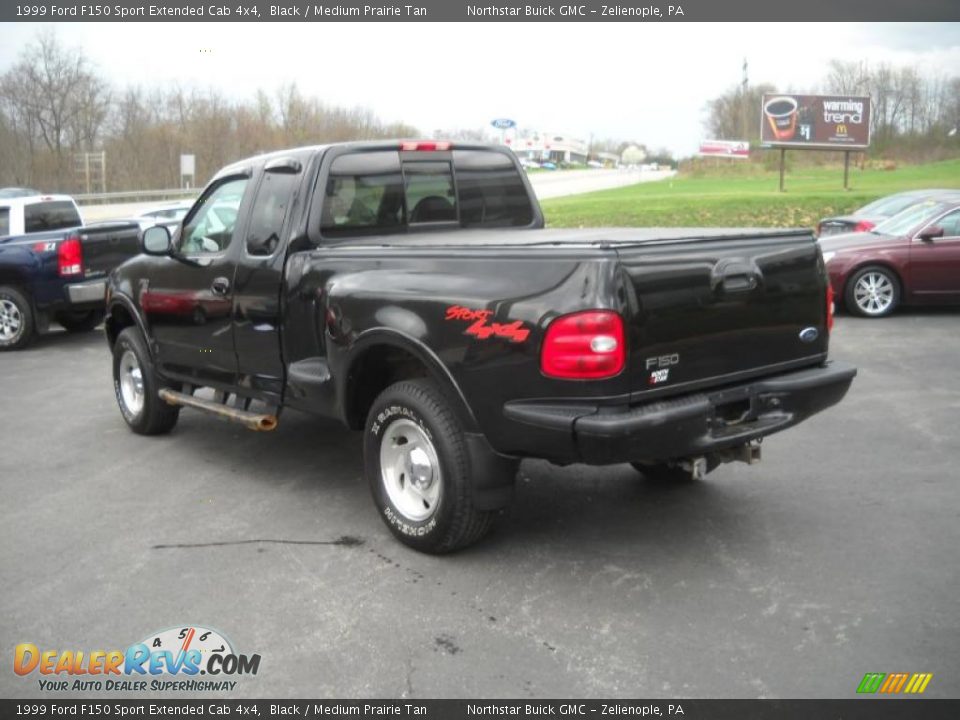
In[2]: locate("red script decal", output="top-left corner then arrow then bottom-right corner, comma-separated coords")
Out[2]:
445,305 -> 530,343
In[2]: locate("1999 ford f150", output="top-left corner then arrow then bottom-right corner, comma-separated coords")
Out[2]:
104,141 -> 856,553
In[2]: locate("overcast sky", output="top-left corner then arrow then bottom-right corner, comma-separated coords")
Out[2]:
0,22 -> 958,155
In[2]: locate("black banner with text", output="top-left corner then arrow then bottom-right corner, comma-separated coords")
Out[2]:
1,0 -> 958,22
4,699 -> 960,720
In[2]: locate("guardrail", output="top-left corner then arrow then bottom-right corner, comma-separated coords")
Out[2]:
74,188 -> 198,206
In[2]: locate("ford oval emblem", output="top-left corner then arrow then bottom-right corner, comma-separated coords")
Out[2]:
799,327 -> 819,343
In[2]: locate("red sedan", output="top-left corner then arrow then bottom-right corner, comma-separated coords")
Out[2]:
819,193 -> 960,317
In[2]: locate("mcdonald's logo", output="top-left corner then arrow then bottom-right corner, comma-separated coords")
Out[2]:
857,672 -> 933,694
836,123 -> 849,135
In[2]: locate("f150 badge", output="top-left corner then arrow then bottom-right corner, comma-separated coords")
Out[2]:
445,305 -> 529,343
646,353 -> 679,385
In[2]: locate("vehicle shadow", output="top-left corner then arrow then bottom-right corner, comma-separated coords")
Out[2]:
22,326 -> 106,351
487,459 -> 761,559
161,406 -> 761,558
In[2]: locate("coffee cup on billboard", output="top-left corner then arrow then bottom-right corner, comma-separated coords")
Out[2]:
764,96 -> 798,141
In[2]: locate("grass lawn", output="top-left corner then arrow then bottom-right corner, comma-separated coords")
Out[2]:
541,159 -> 960,229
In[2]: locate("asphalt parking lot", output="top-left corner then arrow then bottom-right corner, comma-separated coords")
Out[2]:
2,310 -> 959,699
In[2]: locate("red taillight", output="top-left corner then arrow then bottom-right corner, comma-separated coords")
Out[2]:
826,282 -> 835,333
853,220 -> 875,232
541,310 -> 625,379
400,141 -> 451,152
58,236 -> 83,277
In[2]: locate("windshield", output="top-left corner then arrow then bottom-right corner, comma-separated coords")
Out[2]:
857,193 -> 926,218
873,201 -> 950,237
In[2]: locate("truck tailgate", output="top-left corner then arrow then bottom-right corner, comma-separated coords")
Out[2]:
615,231 -> 829,397
78,222 -> 142,280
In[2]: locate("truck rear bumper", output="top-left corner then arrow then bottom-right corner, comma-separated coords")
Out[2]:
502,361 -> 857,465
66,279 -> 107,306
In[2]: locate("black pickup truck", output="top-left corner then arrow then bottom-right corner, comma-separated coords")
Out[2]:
105,141 -> 856,553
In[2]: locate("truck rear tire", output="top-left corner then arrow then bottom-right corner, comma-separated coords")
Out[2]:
56,309 -> 105,333
112,327 -> 181,435
0,285 -> 34,351
364,379 -> 495,554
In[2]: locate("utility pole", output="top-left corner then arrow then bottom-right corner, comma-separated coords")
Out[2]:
741,57 -> 749,141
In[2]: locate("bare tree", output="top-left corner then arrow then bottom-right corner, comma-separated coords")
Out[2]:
703,82 -> 776,141
0,31 -> 111,188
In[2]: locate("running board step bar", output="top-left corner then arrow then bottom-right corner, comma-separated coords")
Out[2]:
158,389 -> 278,432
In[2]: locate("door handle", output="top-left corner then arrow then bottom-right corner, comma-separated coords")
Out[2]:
711,258 -> 762,295
720,273 -> 759,294
211,276 -> 231,296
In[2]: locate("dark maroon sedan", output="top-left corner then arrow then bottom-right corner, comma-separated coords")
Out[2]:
816,188 -> 955,237
820,192 -> 960,317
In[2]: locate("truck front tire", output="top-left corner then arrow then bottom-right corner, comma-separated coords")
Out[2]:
112,327 -> 180,435
0,285 -> 35,350
364,379 -> 496,554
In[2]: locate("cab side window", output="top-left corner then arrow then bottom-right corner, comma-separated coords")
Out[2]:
180,177 -> 249,255
0,207 -> 9,236
246,173 -> 299,257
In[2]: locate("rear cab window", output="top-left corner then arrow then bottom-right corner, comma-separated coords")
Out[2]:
319,147 -> 535,239
23,201 -> 81,234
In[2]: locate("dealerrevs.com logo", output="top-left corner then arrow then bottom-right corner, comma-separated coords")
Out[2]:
857,672 -> 933,695
14,626 -> 261,692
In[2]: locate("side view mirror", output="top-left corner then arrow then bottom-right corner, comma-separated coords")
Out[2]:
917,225 -> 944,242
142,225 -> 172,255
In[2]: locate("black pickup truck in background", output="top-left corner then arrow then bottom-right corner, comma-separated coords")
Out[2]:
104,141 -> 856,553
0,194 -> 141,349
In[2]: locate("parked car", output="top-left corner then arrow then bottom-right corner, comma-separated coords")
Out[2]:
0,187 -> 42,199
816,189 -> 956,237
0,193 -> 142,349
134,200 -> 195,230
105,141 -> 855,553
820,192 -> 960,317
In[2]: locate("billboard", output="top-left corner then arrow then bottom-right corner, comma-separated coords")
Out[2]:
760,94 -> 871,149
699,139 -> 749,159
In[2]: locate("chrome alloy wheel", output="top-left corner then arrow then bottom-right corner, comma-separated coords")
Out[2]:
118,349 -> 145,416
853,271 -> 895,316
0,298 -> 23,342
379,418 -> 442,522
